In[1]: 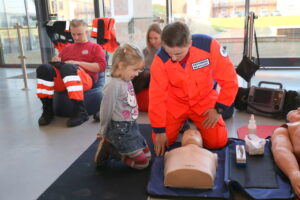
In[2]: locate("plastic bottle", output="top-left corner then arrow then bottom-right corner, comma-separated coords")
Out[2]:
247,114 -> 256,135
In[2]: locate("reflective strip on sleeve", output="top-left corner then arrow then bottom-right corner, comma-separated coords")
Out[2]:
37,79 -> 54,87
36,89 -> 54,95
66,85 -> 83,92
65,21 -> 70,31
92,27 -> 98,33
63,75 -> 81,83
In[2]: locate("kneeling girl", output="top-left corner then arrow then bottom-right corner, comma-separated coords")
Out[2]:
95,43 -> 151,169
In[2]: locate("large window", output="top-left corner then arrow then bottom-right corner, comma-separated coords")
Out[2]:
102,0 -> 166,64
48,0 -> 94,24
104,0 -> 166,46
172,0 -> 245,65
250,0 -> 300,61
1,0 -> 298,68
46,0 -> 95,56
171,0 -> 300,67
0,0 -> 41,65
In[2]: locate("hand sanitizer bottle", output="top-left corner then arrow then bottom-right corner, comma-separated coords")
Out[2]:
245,114 -> 265,155
248,114 -> 256,135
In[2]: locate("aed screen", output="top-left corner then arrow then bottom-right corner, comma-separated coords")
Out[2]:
254,89 -> 272,104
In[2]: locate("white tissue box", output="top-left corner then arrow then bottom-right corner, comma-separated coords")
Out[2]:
245,134 -> 266,155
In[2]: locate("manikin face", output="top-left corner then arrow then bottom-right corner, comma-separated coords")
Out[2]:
70,25 -> 88,43
148,31 -> 161,50
119,60 -> 144,81
163,40 -> 192,62
287,107 -> 300,123
181,129 -> 203,147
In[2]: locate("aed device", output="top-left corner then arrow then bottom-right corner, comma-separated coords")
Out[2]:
247,81 -> 286,117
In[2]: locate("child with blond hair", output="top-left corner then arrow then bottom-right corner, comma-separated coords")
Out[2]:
95,43 -> 151,169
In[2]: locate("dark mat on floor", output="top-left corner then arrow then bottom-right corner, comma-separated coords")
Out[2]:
37,123 -> 154,200
7,71 -> 36,79
228,149 -> 277,188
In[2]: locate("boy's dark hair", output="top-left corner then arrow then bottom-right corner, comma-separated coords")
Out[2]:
161,22 -> 191,47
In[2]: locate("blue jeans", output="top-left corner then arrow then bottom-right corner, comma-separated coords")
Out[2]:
106,121 -> 148,155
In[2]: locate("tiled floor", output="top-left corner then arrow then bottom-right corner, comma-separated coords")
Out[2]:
0,67 -> 298,200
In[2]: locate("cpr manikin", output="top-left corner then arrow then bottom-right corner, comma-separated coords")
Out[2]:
271,108 -> 300,198
164,129 -> 218,189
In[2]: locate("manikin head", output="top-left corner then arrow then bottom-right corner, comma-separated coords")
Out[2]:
181,129 -> 203,147
287,107 -> 300,123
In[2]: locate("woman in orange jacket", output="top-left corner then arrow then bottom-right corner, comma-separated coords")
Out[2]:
149,22 -> 238,156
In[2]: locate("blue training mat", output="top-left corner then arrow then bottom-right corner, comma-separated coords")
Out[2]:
225,139 -> 295,200
147,138 -> 294,199
147,143 -> 229,199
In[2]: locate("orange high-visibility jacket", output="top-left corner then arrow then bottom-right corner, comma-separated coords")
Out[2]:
91,17 -> 118,53
149,34 -> 238,133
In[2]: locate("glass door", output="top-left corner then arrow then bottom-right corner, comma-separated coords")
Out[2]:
47,0 -> 95,23
102,0 -> 166,64
46,0 -> 96,56
0,0 -> 41,66
249,0 -> 300,67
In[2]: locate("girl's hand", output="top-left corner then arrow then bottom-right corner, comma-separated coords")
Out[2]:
96,133 -> 103,139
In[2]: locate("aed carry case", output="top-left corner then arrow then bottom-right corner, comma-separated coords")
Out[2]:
247,81 -> 286,118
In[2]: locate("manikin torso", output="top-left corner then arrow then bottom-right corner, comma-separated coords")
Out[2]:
164,129 -> 218,189
286,121 -> 300,161
286,108 -> 300,162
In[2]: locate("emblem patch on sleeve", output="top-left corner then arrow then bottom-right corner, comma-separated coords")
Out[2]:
220,46 -> 228,57
192,59 -> 210,70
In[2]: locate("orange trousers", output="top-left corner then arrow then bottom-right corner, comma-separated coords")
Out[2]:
36,64 -> 92,101
52,67 -> 92,92
152,109 -> 228,149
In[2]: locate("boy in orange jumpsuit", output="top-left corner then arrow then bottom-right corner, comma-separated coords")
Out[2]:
149,22 -> 238,156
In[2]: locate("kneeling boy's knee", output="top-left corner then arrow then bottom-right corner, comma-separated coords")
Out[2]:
204,137 -> 228,149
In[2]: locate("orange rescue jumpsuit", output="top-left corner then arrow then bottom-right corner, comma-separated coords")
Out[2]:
149,34 -> 238,149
